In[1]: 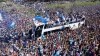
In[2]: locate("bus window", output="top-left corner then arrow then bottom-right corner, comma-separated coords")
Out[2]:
44,24 -> 53,29
44,28 -> 63,35
44,31 -> 51,35
36,25 -> 44,30
35,25 -> 44,37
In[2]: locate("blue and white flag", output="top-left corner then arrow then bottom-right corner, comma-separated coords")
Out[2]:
42,34 -> 45,40
54,50 -> 61,56
60,14 -> 65,21
10,21 -> 16,28
58,32 -> 60,40
34,15 -> 48,24
46,12 -> 50,18
0,13 -> 3,21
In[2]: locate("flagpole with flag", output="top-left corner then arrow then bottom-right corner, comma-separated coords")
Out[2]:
58,32 -> 60,41
42,34 -> 45,40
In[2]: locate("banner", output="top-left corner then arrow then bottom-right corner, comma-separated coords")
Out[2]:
34,15 -> 48,24
0,13 -> 3,21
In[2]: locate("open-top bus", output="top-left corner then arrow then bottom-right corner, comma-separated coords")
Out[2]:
35,18 -> 85,38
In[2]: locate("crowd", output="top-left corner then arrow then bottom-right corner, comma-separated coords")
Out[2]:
0,1 -> 35,38
0,1 -> 100,56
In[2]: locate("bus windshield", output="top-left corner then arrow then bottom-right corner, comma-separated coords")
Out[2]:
35,25 -> 44,37
36,25 -> 44,30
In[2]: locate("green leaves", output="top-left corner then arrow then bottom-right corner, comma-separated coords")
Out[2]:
0,0 -> 6,2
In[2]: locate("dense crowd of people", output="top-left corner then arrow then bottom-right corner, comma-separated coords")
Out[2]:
0,1 -> 100,56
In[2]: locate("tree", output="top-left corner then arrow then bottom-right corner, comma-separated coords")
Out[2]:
70,0 -> 76,2
91,0 -> 97,2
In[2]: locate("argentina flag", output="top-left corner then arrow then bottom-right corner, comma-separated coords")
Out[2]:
58,32 -> 60,41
